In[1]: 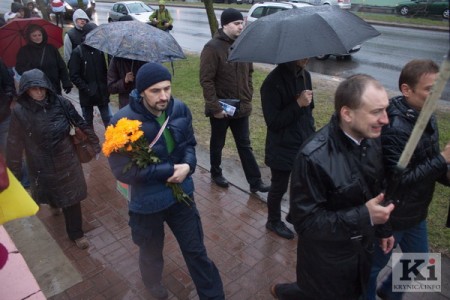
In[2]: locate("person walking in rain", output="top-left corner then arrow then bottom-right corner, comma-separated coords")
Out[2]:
64,9 -> 90,64
271,74 -> 394,300
260,58 -> 315,240
6,69 -> 100,250
69,23 -> 111,128
149,0 -> 173,31
200,8 -> 270,193
15,24 -> 73,95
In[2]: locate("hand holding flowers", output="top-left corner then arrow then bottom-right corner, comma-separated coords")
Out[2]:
102,118 -> 192,206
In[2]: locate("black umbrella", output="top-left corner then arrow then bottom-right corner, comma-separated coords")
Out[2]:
228,5 -> 380,64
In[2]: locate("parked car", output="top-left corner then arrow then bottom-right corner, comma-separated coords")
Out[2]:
289,0 -> 351,10
245,1 -> 312,26
245,1 -> 360,60
63,0 -> 95,20
108,1 -> 154,24
395,0 -> 449,19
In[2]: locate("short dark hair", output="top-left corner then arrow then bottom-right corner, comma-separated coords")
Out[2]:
334,74 -> 382,113
398,59 -> 439,91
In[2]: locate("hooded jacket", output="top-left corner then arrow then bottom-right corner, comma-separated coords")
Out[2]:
289,114 -> 384,299
261,62 -> 315,171
63,9 -> 90,63
378,96 -> 449,235
15,24 -> 72,95
200,29 -> 253,118
107,90 -> 197,214
69,23 -> 110,107
6,69 -> 100,208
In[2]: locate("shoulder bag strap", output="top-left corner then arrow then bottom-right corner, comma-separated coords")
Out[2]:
148,116 -> 169,149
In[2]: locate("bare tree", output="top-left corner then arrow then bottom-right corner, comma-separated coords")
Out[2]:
203,0 -> 218,37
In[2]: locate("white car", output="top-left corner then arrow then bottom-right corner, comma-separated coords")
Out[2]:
291,0 -> 352,10
245,1 -> 312,26
108,1 -> 154,24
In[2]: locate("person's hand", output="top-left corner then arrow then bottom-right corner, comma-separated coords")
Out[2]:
365,193 -> 395,225
64,87 -> 72,94
213,111 -> 228,119
124,72 -> 134,84
440,141 -> 450,163
167,164 -> 190,183
296,90 -> 313,107
380,236 -> 395,254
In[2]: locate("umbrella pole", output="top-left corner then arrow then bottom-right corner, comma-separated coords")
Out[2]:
131,60 -> 135,74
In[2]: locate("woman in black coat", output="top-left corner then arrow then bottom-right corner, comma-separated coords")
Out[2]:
15,24 -> 72,95
6,69 -> 100,249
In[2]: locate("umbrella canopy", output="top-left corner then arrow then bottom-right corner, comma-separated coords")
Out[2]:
83,21 -> 186,63
0,18 -> 63,68
228,5 -> 380,64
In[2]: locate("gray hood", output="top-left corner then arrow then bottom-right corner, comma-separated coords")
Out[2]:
18,69 -> 55,96
72,9 -> 90,29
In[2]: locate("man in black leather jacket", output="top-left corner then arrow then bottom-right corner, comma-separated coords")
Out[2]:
271,74 -> 395,300
367,59 -> 450,300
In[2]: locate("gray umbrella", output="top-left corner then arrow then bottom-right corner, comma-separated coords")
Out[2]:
228,5 -> 380,64
83,21 -> 185,62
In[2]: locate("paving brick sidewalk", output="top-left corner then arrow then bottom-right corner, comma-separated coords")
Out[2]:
29,92 -> 449,300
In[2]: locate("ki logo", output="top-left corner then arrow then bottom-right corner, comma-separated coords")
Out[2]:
392,253 -> 441,292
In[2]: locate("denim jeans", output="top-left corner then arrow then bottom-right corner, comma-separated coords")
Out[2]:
367,220 -> 429,300
129,201 -> 224,300
209,116 -> 261,186
81,104 -> 112,128
267,168 -> 291,223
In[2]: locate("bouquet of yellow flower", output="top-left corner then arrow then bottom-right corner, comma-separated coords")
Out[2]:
102,118 -> 192,206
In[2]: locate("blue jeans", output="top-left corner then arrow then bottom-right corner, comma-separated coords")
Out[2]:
367,220 -> 428,300
209,116 -> 261,186
81,104 -> 112,128
129,201 -> 224,300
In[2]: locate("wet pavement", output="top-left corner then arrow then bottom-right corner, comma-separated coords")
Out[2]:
4,85 -> 450,299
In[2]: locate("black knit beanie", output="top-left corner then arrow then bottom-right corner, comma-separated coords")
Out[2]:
220,8 -> 243,27
136,63 -> 172,93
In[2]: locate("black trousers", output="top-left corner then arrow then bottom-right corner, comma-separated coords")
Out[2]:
62,202 -> 84,240
209,116 -> 261,186
267,168 -> 291,223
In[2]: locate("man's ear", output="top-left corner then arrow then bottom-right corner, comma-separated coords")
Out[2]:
340,106 -> 353,123
400,83 -> 411,98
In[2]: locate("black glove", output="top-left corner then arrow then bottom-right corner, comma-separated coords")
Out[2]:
64,87 -> 72,94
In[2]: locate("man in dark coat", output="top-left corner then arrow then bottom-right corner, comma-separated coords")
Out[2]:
107,63 -> 225,300
261,58 -> 315,240
271,74 -> 395,300
200,8 -> 269,193
69,22 -> 111,128
368,59 -> 450,300
6,69 -> 100,249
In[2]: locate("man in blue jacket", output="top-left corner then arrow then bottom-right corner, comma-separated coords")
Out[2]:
107,63 -> 224,300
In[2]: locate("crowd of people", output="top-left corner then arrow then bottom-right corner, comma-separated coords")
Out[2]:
1,3 -> 449,300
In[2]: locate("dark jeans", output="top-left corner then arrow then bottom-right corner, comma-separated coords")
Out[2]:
267,168 -> 291,223
129,201 -> 224,300
54,11 -> 64,27
82,104 -> 112,128
61,202 -> 84,240
209,116 -> 261,186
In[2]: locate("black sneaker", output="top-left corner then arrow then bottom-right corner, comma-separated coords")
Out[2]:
148,283 -> 168,299
250,181 -> 270,193
211,175 -> 229,188
266,221 -> 295,240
